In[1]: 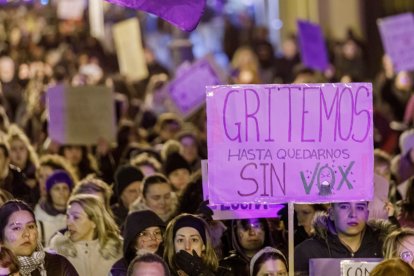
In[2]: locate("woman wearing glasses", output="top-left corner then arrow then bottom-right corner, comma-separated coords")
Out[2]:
383,228 -> 414,268
110,210 -> 165,276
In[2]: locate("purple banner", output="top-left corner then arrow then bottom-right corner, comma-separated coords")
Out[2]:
298,20 -> 329,71
378,13 -> 414,72
207,83 -> 373,204
105,0 -> 206,32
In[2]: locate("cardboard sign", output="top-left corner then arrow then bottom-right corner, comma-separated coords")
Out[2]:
207,83 -> 373,204
368,174 -> 389,220
47,85 -> 116,145
105,0 -> 206,32
57,0 -> 86,20
165,56 -> 226,118
378,13 -> 414,72
297,20 -> 329,71
340,260 -> 380,276
309,258 -> 381,276
201,160 -> 283,220
113,18 -> 149,81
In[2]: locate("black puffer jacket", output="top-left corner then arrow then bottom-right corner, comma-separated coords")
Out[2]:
294,213 -> 396,275
220,219 -> 275,276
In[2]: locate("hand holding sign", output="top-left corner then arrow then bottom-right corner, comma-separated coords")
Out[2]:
105,0 -> 206,32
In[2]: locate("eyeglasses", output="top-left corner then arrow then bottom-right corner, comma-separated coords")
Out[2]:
138,230 -> 163,241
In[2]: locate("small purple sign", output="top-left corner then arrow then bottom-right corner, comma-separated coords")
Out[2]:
207,83 -> 373,204
378,13 -> 414,72
105,0 -> 206,32
167,56 -> 224,117
297,20 -> 329,71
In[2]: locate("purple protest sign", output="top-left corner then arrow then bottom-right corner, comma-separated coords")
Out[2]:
297,20 -> 329,71
105,0 -> 206,32
207,83 -> 373,204
165,56 -> 225,118
378,13 -> 414,72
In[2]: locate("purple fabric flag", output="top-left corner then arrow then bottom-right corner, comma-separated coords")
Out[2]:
378,13 -> 414,72
105,0 -> 206,32
297,20 -> 329,71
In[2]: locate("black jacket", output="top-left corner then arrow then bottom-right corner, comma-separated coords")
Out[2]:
31,252 -> 78,276
294,214 -> 395,275
220,219 -> 275,276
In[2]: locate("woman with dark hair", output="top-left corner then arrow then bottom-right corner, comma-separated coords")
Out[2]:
129,173 -> 177,222
110,210 -> 165,276
0,245 -> 20,276
58,145 -> 99,180
249,246 -> 288,276
0,199 -> 78,275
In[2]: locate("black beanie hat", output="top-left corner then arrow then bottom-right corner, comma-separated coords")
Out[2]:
123,210 -> 165,263
114,165 -> 144,198
173,214 -> 207,244
163,152 -> 191,177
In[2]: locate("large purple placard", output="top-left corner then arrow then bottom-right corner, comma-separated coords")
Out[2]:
105,0 -> 206,32
378,13 -> 414,72
298,20 -> 329,71
207,83 -> 373,204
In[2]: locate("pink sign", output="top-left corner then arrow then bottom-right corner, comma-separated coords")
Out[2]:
378,13 -> 414,72
207,83 -> 374,204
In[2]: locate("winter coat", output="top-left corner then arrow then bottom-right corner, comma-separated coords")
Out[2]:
31,252 -> 79,276
49,232 -> 122,276
220,219 -> 275,276
294,213 -> 395,275
34,201 -> 67,246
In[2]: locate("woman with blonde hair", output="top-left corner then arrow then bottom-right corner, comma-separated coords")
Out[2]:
7,124 -> 39,190
49,194 -> 122,276
71,176 -> 113,214
383,228 -> 414,268
163,213 -> 229,276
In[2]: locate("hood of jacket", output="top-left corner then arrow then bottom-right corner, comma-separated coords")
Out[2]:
230,218 -> 274,262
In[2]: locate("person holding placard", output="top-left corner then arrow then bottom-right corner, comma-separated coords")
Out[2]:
294,202 -> 395,275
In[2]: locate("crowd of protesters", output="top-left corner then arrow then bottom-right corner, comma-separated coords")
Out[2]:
0,2 -> 414,276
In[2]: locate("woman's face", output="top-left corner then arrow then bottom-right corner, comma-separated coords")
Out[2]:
135,226 -> 163,253
2,210 -> 38,256
174,227 -> 204,256
168,169 -> 190,192
63,146 -> 83,166
50,183 -> 70,210
256,259 -> 288,276
294,204 -> 316,232
9,139 -> 28,169
144,183 -> 172,216
66,202 -> 96,242
397,236 -> 414,268
37,166 -> 54,198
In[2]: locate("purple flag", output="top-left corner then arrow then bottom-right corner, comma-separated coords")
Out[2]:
297,20 -> 329,71
105,0 -> 206,32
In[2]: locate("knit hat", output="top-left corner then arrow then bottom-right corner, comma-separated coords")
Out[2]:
45,170 -> 73,192
400,129 -> 414,156
123,210 -> 165,263
114,165 -> 144,198
173,214 -> 207,244
163,152 -> 191,177
250,246 -> 288,276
